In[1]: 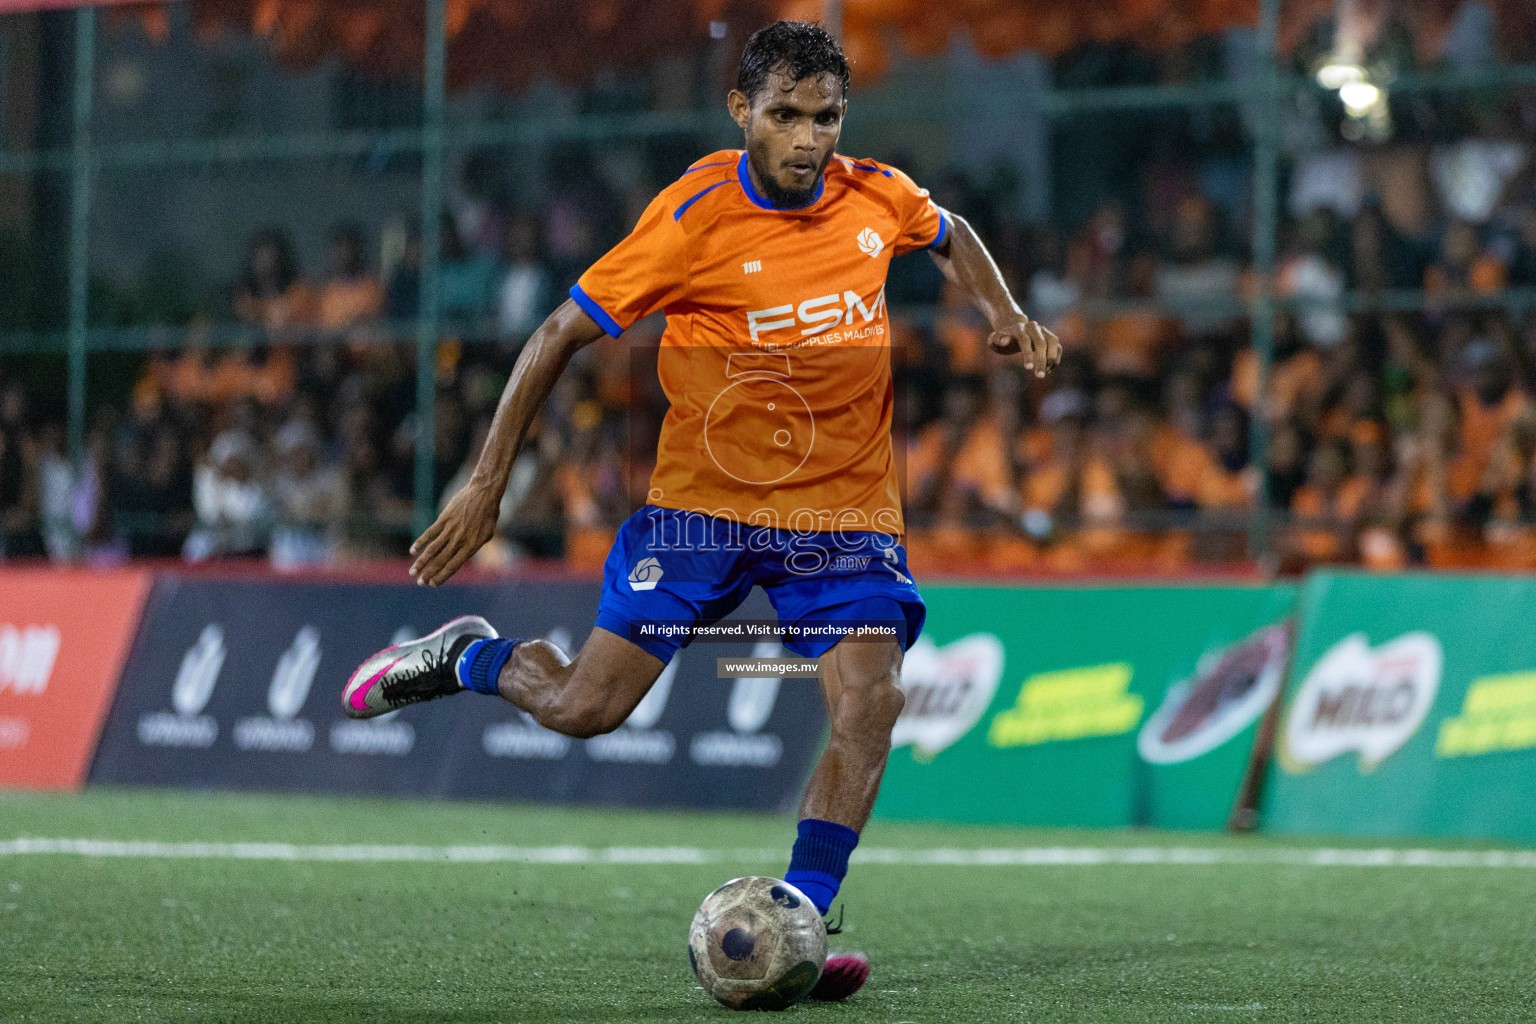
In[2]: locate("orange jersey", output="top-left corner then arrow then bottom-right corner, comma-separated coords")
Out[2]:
572,150 -> 948,535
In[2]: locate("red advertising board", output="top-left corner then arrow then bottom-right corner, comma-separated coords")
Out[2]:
0,569 -> 150,790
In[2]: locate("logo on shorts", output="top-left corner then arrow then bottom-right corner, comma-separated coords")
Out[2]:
628,557 -> 664,591
857,228 -> 883,258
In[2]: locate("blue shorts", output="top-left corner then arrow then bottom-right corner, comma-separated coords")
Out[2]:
595,505 -> 926,661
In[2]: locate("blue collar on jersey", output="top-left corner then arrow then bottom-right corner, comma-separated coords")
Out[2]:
737,151 -> 825,211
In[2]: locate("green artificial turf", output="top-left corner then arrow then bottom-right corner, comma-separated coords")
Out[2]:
2,788 -> 1533,1023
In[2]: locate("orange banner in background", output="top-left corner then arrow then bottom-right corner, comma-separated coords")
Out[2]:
0,569 -> 150,790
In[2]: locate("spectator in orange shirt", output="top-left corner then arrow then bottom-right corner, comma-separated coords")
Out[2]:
1020,406 -> 1123,538
908,380 -> 1016,523
317,224 -> 384,333
1094,253 -> 1169,381
1425,220 -> 1507,297
233,229 -> 315,332
1342,418 -> 1391,524
1264,418 -> 1309,510
934,280 -> 992,376
1453,334 -> 1527,488
1150,370 -> 1210,508
1288,440 -> 1356,563
1196,404 -> 1254,511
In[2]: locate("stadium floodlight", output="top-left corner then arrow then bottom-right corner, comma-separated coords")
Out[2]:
1316,62 -> 1365,90
1338,79 -> 1381,115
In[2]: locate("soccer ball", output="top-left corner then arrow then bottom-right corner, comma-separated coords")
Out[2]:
688,876 -> 827,1010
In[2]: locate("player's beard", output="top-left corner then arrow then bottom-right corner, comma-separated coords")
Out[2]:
751,148 -> 831,209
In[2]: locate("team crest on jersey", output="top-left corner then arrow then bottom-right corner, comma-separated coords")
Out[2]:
857,228 -> 884,258
628,556 -> 664,591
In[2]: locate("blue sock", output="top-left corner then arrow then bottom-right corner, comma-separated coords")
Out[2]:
455,637 -> 522,695
784,818 -> 859,915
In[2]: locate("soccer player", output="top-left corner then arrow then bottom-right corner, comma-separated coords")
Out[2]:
343,20 -> 1059,1001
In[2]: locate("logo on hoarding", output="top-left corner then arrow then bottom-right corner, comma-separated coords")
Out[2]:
331,626 -> 416,756
1138,624 -> 1290,765
0,717 -> 26,751
586,655 -> 678,764
137,624 -> 224,748
691,642 -> 785,768
0,624 -> 61,695
1281,631 -> 1441,773
1434,670 -> 1536,759
989,663 -> 1143,748
892,633 -> 1005,760
233,626 -> 320,753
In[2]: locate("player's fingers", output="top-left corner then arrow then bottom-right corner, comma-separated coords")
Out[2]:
987,330 -> 1020,356
411,525 -> 457,583
429,541 -> 475,587
409,517 -> 444,561
1047,333 -> 1063,369
1027,321 -> 1049,377
409,532 -> 445,579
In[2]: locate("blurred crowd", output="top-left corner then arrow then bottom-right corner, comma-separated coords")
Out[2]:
3,128 -> 1536,574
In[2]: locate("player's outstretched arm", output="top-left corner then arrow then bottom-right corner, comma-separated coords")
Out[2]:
409,299 -> 608,586
930,209 -> 1062,378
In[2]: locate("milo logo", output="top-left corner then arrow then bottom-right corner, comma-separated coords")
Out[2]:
1281,631 -> 1442,773
892,633 -> 1004,760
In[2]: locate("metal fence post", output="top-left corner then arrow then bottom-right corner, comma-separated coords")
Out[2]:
414,0 -> 447,537
1247,0 -> 1281,564
67,5 -> 95,477
823,0 -> 841,39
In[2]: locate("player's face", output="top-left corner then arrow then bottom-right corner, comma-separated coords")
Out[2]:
729,71 -> 844,207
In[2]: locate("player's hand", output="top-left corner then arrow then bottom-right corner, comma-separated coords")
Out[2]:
988,317 -> 1061,378
408,482 -> 501,586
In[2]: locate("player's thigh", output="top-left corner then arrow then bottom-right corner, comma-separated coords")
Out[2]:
561,624 -> 669,721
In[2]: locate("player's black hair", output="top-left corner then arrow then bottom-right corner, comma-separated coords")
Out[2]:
736,21 -> 850,102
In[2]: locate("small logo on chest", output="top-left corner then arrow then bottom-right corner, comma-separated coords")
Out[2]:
743,260 -> 762,275
857,228 -> 884,258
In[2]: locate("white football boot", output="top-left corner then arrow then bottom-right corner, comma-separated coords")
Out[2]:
342,615 -> 497,719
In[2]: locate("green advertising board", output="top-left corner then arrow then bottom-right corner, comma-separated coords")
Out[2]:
1262,572 -> 1536,842
876,583 -> 1298,829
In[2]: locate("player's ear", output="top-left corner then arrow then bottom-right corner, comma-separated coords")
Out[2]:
727,89 -> 751,131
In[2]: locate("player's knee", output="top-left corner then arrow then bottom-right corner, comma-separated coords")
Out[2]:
833,669 -> 905,735
546,692 -> 627,738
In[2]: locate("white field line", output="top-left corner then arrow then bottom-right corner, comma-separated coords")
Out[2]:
0,838 -> 1534,868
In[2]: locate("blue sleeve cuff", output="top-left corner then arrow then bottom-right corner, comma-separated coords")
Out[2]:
569,283 -> 624,338
926,210 -> 950,251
